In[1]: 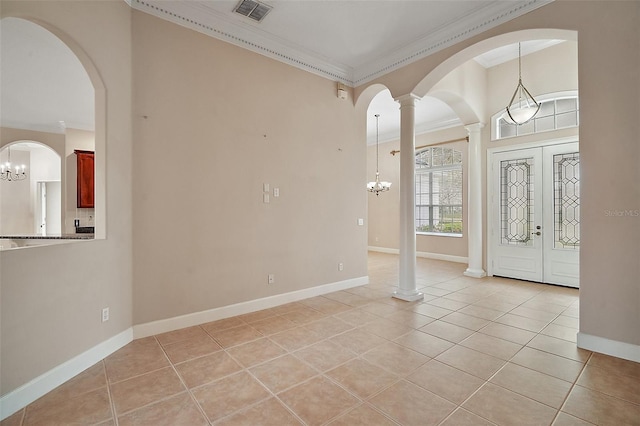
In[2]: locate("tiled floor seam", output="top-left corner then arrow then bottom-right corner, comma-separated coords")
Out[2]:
108,336 -> 211,426
268,372 -> 357,425
19,255 -> 636,426
359,401 -> 404,426
564,363 -> 640,408
104,360 -> 119,426
554,351 -> 595,425
324,361 -> 402,403
440,334 -> 568,424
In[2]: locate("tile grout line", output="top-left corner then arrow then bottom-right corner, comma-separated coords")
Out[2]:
552,350 -> 595,425
419,294 -> 582,425
18,255 -> 637,426
156,334 -> 212,425
103,360 -> 120,426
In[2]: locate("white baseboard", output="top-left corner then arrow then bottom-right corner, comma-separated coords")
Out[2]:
0,276 -> 369,420
368,246 -> 468,264
368,246 -> 399,255
0,328 -> 133,421
577,332 -> 640,363
133,276 -> 369,339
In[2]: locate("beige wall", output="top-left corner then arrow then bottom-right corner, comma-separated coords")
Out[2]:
1,0 -> 638,410
359,1 -> 640,349
0,0 -> 133,396
131,11 -> 367,324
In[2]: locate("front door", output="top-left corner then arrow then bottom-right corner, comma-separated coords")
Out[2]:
490,142 -> 580,287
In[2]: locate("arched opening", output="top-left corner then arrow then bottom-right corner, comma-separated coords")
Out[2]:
359,29 -> 579,289
0,16 -> 106,242
0,141 -> 61,237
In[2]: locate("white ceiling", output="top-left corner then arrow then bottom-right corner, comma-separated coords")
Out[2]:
0,1 -> 557,140
132,0 -> 552,85
0,17 -> 95,134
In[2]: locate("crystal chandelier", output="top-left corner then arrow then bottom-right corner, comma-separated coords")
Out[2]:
503,43 -> 540,125
367,114 -> 391,196
1,146 -> 27,182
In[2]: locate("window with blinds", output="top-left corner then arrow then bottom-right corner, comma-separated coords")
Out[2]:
415,147 -> 463,235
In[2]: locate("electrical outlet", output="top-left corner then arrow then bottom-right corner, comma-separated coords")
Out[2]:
268,274 -> 275,284
102,307 -> 110,322
273,187 -> 280,197
338,262 -> 344,271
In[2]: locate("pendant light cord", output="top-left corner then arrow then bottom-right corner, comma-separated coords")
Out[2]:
375,114 -> 380,174
517,43 -> 524,104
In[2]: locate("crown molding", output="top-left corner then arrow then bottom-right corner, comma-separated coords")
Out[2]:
130,0 -> 553,87
352,0 -> 554,85
131,0 -> 355,84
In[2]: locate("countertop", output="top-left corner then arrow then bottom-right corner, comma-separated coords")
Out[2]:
0,234 -> 94,240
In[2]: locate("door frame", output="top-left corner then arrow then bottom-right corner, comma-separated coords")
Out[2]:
486,136 -> 579,278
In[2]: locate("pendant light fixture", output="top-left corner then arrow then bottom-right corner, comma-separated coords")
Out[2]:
0,145 -> 27,182
504,42 -> 540,125
367,114 -> 391,196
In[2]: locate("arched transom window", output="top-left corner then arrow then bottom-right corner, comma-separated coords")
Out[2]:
493,93 -> 579,140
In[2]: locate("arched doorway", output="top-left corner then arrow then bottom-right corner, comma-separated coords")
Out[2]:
358,29 -> 579,291
1,16 -> 106,238
0,141 -> 62,235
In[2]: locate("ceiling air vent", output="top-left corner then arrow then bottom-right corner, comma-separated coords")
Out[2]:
234,0 -> 273,23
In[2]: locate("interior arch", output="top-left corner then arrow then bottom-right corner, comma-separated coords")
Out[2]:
413,29 -> 578,99
0,16 -> 107,239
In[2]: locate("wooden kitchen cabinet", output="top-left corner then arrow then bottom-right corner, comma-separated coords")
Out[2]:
75,150 -> 94,208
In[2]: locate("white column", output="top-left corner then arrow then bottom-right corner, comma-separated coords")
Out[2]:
464,122 -> 486,278
393,94 -> 424,302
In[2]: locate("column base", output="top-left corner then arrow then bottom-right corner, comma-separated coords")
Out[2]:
392,290 -> 424,302
464,268 -> 486,278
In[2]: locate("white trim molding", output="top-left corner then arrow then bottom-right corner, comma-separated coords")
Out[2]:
133,276 -> 368,339
0,276 -> 369,420
0,328 -> 133,421
131,0 -> 552,87
368,246 -> 468,264
577,332 -> 640,364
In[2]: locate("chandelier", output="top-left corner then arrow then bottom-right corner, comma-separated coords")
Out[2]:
1,146 -> 27,182
367,114 -> 391,196
504,42 -> 540,125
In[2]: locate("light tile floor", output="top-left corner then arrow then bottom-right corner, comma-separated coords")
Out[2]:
4,252 -> 640,425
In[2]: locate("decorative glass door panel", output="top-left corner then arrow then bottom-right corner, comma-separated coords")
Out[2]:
492,148 -> 543,283
491,142 -> 579,287
553,153 -> 580,249
543,144 -> 580,287
501,158 -> 535,246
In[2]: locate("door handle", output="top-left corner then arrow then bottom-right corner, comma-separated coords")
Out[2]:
532,231 -> 541,236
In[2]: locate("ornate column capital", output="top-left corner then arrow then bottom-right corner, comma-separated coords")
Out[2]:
394,93 -> 422,107
464,122 -> 486,134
